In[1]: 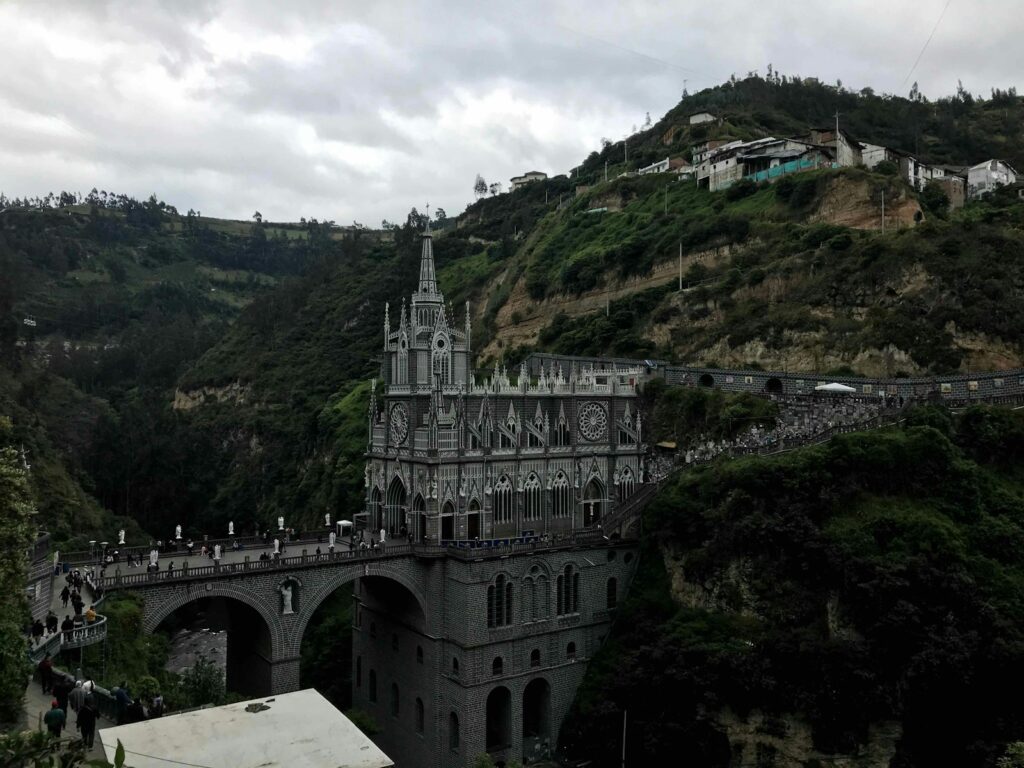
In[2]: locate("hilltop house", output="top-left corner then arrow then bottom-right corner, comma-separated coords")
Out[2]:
968,159 -> 1018,199
638,156 -> 689,176
695,137 -> 835,191
806,127 -> 862,167
509,171 -> 548,191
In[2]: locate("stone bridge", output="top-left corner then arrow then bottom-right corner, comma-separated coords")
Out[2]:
95,532 -> 641,768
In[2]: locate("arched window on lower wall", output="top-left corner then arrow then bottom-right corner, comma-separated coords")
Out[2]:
449,711 -> 460,751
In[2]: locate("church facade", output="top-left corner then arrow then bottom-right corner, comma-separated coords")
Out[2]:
363,224 -> 647,542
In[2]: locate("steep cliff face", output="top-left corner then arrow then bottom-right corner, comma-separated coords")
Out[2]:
810,174 -> 921,230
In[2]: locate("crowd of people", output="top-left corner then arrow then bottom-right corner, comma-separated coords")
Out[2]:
38,660 -> 164,745
682,395 -> 887,465
29,569 -> 100,648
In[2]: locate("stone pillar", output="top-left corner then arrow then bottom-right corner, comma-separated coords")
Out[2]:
269,656 -> 301,695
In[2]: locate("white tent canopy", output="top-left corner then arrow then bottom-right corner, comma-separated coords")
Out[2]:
815,382 -> 857,393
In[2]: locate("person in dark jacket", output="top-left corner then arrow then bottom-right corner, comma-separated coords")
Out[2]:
77,700 -> 98,748
43,700 -> 65,737
38,654 -> 53,693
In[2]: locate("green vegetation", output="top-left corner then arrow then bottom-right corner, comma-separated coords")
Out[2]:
561,406 -> 1024,767
300,589 -> 355,708
0,416 -> 34,728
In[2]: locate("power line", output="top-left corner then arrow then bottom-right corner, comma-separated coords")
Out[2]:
902,0 -> 953,87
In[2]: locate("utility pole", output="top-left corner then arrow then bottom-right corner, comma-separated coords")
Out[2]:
606,298 -> 610,317
664,185 -> 668,215
678,242 -> 683,291
621,709 -> 628,768
605,161 -> 608,183
624,137 -> 628,164
881,190 -> 885,231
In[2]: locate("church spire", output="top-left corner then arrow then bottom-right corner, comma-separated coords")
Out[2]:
418,219 -> 438,296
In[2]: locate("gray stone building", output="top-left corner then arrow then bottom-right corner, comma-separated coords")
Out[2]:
363,223 -> 648,543
350,224 -> 649,766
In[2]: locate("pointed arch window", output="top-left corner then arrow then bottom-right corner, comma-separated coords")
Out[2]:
493,475 -> 514,523
524,473 -> 542,520
618,467 -> 636,501
557,564 -> 579,615
552,472 -> 571,517
555,414 -> 570,446
487,573 -> 513,627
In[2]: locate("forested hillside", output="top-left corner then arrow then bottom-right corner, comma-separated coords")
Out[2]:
561,404 -> 1024,767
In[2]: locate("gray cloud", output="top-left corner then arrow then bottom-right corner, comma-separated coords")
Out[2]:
1,0 -> 1022,224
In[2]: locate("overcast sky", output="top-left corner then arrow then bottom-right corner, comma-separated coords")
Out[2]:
1,1 -> 1021,224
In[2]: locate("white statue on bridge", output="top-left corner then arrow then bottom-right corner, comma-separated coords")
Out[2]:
380,527 -> 386,544
175,524 -> 182,540
279,582 -> 294,615
273,538 -> 281,555
118,529 -> 126,545
149,549 -> 158,567
278,516 -> 285,531
328,531 -> 336,551
228,521 -> 234,536
325,512 -> 330,528
213,544 -> 221,561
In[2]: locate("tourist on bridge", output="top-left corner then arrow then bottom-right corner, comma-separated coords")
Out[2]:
186,539 -> 195,555
167,561 -> 174,574
61,615 -> 74,639
43,699 -> 66,737
38,653 -> 54,693
53,675 -> 73,713
45,611 -> 58,635
31,618 -> 45,645
59,585 -> 70,608
113,682 -> 131,724
85,605 -> 97,623
77,699 -> 97,748
69,680 -> 86,714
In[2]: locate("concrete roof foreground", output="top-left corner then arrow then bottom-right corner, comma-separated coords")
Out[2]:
99,689 -> 393,768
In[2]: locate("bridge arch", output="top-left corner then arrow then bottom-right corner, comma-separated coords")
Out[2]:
143,584 -> 283,698
765,377 -> 783,394
286,563 -> 429,658
698,373 -> 715,388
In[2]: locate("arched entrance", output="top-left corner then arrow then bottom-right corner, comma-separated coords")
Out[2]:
698,373 -> 715,388
765,377 -> 783,394
523,677 -> 551,758
154,595 -> 275,698
583,478 -> 604,527
467,499 -> 481,540
441,500 -> 455,541
413,494 -> 426,542
486,686 -> 512,753
386,477 -> 406,538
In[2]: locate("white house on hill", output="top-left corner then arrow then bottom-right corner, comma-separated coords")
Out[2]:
968,160 -> 1018,199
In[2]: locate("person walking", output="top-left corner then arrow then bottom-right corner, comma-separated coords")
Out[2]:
53,675 -> 73,713
31,618 -> 44,645
45,611 -> 58,635
61,615 -> 74,640
69,680 -> 86,715
60,585 -> 70,608
38,653 -> 54,694
114,682 -> 131,724
77,700 -> 98,748
44,700 -> 66,737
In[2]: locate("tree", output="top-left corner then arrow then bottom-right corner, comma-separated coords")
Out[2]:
474,174 -> 488,200
0,416 -> 34,727
920,181 -> 950,218
252,211 -> 263,224
434,208 -> 447,222
488,182 -> 503,197
643,112 -> 652,129
909,81 -> 921,102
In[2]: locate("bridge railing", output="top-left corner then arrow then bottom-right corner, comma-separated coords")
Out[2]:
59,528 -> 343,566
95,533 -> 634,590
28,616 -> 108,665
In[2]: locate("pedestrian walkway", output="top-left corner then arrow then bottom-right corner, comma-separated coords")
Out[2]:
21,675 -> 109,762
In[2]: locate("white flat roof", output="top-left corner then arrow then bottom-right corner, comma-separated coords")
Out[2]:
99,689 -> 392,768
